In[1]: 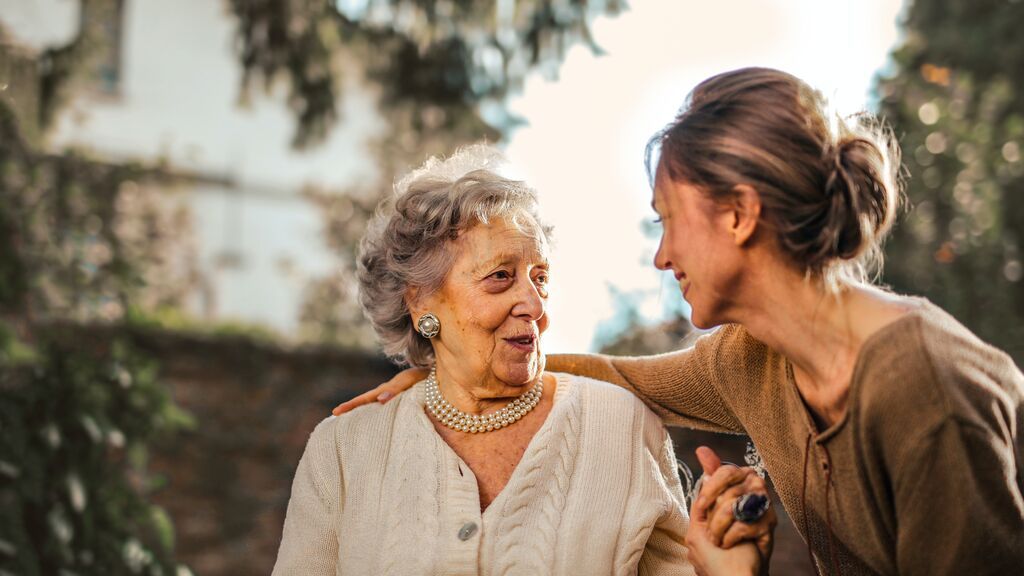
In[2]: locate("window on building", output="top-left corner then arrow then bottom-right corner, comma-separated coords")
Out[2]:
84,0 -> 125,95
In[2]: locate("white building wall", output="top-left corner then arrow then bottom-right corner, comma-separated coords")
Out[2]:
1,0 -> 387,335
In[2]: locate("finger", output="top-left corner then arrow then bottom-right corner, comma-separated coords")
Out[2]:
721,518 -> 770,549
722,485 -> 776,556
707,474 -> 765,543
394,367 -> 429,387
722,510 -> 776,561
331,368 -> 427,415
694,466 -> 753,520
694,466 -> 753,524
695,446 -> 722,476
332,388 -> 382,415
376,368 -> 428,403
706,481 -> 754,544
742,473 -> 770,497
712,473 -> 773,542
719,472 -> 769,511
717,506 -> 777,560
756,512 -> 777,560
703,466 -> 754,504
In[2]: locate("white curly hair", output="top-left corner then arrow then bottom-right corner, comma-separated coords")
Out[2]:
357,144 -> 553,367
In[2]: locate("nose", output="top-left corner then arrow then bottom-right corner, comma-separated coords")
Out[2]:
654,235 -> 671,271
511,277 -> 546,321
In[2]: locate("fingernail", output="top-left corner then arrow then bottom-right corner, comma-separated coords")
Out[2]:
332,408 -> 341,415
377,392 -> 392,402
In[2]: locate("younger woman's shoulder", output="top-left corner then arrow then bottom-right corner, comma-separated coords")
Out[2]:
856,298 -> 1023,428
876,298 -> 1019,380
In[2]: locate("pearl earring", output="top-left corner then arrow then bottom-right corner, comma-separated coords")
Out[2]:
416,313 -> 440,339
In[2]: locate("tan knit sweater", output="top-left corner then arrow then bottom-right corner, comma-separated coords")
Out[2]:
548,299 -> 1024,576
272,373 -> 697,575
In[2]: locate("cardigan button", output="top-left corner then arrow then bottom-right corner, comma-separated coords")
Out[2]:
458,522 -> 478,541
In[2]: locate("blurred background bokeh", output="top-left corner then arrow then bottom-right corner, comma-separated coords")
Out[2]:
1,0 -> 1021,574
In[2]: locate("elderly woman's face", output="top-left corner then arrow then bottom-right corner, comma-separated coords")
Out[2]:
418,217 -> 550,388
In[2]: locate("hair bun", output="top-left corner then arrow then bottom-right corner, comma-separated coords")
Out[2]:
816,129 -> 899,269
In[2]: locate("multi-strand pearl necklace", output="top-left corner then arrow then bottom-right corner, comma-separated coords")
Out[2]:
423,366 -> 543,433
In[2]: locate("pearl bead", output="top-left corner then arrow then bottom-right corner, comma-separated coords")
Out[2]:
423,366 -> 541,434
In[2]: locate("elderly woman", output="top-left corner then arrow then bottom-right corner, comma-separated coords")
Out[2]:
272,146 -> 719,575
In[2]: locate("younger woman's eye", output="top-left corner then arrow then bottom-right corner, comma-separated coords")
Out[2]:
652,216 -> 663,224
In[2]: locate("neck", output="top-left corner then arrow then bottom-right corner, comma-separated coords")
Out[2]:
728,268 -> 903,427
433,360 -> 541,415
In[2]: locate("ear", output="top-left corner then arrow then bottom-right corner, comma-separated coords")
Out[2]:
729,184 -> 762,246
405,286 -> 423,318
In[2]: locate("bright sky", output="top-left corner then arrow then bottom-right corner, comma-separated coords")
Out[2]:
505,0 -> 905,353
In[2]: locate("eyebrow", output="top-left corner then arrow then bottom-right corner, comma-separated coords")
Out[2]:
475,252 -> 549,274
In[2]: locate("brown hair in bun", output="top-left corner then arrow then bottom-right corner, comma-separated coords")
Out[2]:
647,67 -> 904,287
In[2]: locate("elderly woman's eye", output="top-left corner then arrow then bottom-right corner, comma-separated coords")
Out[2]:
491,270 -> 513,281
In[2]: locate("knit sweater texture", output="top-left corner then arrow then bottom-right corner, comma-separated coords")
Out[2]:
272,373 -> 697,576
549,298 -> 1024,576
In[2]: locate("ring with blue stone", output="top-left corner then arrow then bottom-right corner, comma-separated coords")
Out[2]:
733,493 -> 770,524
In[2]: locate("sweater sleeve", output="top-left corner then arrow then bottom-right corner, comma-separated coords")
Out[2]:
546,326 -> 745,433
272,417 -> 342,575
894,418 -> 1024,576
639,426 -> 697,576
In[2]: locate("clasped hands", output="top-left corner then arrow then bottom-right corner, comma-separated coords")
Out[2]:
686,446 -> 777,576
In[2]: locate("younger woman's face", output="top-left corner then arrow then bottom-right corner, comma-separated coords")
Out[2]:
652,170 -> 745,329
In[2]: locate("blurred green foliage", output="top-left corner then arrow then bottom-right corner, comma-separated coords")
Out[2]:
878,0 -> 1024,364
0,325 -> 193,576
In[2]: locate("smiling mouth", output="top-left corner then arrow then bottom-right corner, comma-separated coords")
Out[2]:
504,335 -> 537,350
675,272 -> 690,297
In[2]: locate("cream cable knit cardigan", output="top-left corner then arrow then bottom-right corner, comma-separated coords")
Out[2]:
272,373 -> 696,575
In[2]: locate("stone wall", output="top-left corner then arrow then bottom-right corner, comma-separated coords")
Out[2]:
119,327 -> 396,575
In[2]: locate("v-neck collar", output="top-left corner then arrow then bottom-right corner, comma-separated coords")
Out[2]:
410,373 -> 578,518
784,300 -> 929,443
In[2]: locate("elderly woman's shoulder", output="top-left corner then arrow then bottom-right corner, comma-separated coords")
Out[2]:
306,390 -> 410,446
554,373 -> 670,453
552,372 -> 666,425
